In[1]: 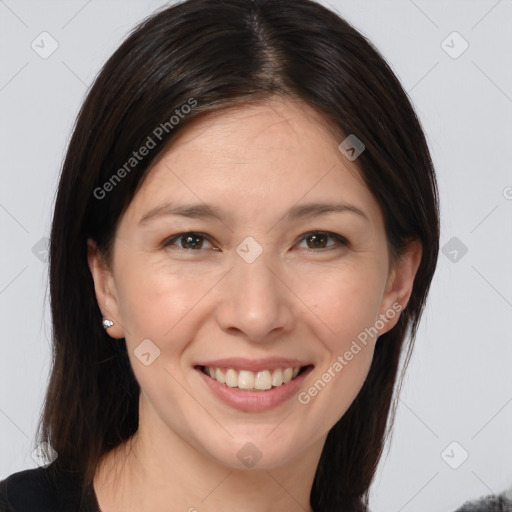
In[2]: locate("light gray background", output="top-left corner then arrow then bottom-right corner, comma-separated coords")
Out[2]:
1,1 -> 511,511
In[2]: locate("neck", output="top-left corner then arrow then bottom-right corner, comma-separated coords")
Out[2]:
93,395 -> 323,512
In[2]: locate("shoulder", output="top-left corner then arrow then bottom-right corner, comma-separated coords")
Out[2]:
0,466 -> 59,511
0,466 -> 94,512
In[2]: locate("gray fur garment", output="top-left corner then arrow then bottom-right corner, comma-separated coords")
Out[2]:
453,491 -> 512,511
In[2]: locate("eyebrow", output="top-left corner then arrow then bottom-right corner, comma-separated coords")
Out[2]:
138,200 -> 369,225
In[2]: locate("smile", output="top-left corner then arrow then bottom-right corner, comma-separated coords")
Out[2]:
194,358 -> 314,411
200,365 -> 310,391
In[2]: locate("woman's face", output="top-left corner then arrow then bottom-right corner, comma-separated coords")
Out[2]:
89,97 -> 419,470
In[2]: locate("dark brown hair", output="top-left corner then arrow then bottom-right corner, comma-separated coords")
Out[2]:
38,0 -> 439,510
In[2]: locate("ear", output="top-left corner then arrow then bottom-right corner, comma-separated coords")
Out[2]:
377,239 -> 422,335
87,238 -> 125,339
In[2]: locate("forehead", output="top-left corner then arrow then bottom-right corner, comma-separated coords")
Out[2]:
123,97 -> 379,226
157,97 -> 348,171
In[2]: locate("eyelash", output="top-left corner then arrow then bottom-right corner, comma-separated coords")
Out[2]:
162,231 -> 349,252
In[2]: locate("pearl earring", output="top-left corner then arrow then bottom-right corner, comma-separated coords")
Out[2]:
102,319 -> 114,330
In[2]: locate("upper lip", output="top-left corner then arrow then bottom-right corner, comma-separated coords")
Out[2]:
195,357 -> 313,372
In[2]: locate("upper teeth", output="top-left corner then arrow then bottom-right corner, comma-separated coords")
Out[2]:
203,366 -> 301,390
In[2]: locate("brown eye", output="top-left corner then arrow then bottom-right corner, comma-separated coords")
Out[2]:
305,233 -> 328,248
181,234 -> 204,249
164,232 -> 212,250
297,231 -> 348,250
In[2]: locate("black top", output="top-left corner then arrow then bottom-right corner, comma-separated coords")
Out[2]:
0,467 -> 100,512
1,467 -> 512,512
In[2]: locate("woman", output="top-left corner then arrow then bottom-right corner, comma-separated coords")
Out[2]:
0,0 -> 442,510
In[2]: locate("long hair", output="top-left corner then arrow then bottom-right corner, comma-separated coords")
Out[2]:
37,1 -> 440,510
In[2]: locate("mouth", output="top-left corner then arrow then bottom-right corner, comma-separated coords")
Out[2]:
196,364 -> 313,392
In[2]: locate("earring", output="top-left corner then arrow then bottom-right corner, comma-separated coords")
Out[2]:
102,319 -> 114,330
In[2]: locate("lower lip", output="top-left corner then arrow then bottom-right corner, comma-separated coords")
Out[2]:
195,367 -> 313,412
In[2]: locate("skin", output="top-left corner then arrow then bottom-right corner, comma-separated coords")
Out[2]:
87,96 -> 422,512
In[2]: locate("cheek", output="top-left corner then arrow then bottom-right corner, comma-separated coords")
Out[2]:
295,268 -> 383,426
291,260 -> 388,348
290,261 -> 387,415
113,254 -> 224,342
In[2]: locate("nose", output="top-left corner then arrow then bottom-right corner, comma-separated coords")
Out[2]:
214,250 -> 296,343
